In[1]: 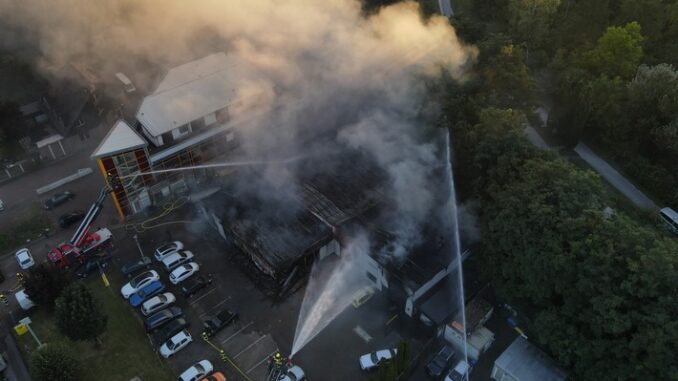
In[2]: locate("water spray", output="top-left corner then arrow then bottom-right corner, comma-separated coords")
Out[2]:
445,129 -> 469,378
117,155 -> 307,180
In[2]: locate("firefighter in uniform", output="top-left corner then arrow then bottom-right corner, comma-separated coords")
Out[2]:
267,351 -> 287,379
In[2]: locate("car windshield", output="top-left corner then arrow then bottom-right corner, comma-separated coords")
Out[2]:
130,272 -> 151,288
195,364 -> 205,373
157,295 -> 167,302
158,243 -> 174,252
370,353 -> 379,363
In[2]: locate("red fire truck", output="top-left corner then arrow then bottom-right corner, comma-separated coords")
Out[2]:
48,184 -> 116,269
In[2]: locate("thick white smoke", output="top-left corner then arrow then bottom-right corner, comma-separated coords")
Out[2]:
2,0 -> 478,358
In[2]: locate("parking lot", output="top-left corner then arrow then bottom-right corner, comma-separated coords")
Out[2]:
0,194 -> 433,381
102,205 -> 430,381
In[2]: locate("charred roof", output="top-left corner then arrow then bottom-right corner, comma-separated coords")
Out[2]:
212,190 -> 333,279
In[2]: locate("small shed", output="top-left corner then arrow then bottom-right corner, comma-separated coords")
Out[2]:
36,134 -> 66,160
492,337 -> 567,381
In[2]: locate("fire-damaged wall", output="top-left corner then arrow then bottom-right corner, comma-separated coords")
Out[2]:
200,189 -> 338,291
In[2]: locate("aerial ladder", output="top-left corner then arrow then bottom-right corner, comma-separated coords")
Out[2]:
48,175 -> 120,269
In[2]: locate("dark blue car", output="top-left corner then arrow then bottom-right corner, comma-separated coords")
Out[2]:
129,281 -> 165,307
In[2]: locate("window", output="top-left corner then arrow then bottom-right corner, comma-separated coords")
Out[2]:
366,272 -> 377,284
178,124 -> 190,134
190,117 -> 205,130
204,113 -> 217,126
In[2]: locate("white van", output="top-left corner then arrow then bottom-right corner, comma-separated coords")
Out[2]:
115,72 -> 136,93
15,289 -> 35,310
659,207 -> 678,234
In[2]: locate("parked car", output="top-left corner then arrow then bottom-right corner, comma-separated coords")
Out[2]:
427,345 -> 455,378
15,289 -> 35,311
161,250 -> 195,272
58,210 -> 85,228
153,317 -> 189,344
141,292 -> 176,316
280,365 -> 306,381
15,248 -> 35,270
159,330 -> 192,358
144,306 -> 183,332
203,308 -> 238,338
120,270 -> 159,298
181,274 -> 212,298
179,360 -> 213,381
0,198 -> 5,211
129,281 -> 166,307
169,262 -> 199,285
444,360 -> 470,381
120,256 -> 152,277
43,191 -> 74,210
201,372 -> 227,381
74,254 -> 112,278
154,241 -> 184,261
359,349 -> 397,371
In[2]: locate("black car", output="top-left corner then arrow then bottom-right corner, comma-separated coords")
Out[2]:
203,308 -> 238,338
120,256 -> 152,277
43,191 -> 75,210
74,255 -> 112,278
144,306 -> 183,332
426,345 -> 455,378
181,274 -> 212,297
152,317 -> 189,344
58,210 -> 85,228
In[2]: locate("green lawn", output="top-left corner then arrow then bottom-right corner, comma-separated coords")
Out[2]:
15,277 -> 175,381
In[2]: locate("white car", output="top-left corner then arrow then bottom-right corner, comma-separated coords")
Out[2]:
178,360 -> 213,381
359,348 -> 397,371
281,365 -> 306,381
159,330 -> 192,358
15,248 -> 35,270
161,250 -> 194,272
169,262 -> 199,285
120,270 -> 159,299
141,292 -> 176,316
0,198 -> 4,211
154,241 -> 184,261
15,289 -> 35,310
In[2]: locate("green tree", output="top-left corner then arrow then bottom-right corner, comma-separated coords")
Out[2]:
582,22 -> 644,79
55,283 -> 107,342
30,343 -> 83,381
24,263 -> 72,309
507,0 -> 561,48
627,64 -> 678,134
475,34 -> 537,109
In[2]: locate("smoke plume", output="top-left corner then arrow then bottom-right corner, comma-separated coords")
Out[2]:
1,0 -> 476,255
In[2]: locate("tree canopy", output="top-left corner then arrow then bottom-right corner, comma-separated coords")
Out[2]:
24,263 -> 72,309
30,343 -> 83,381
55,283 -> 108,342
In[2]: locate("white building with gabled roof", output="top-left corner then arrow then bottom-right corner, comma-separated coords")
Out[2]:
136,53 -> 247,147
91,53 -> 245,219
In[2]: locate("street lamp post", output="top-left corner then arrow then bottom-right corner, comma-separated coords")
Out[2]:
132,234 -> 148,260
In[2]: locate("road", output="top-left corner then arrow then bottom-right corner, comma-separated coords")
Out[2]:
574,143 -> 657,210
523,107 -> 658,211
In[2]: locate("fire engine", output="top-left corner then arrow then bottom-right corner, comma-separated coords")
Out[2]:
48,177 -> 119,269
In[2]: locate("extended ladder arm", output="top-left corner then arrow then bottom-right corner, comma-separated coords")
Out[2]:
69,174 -> 120,247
